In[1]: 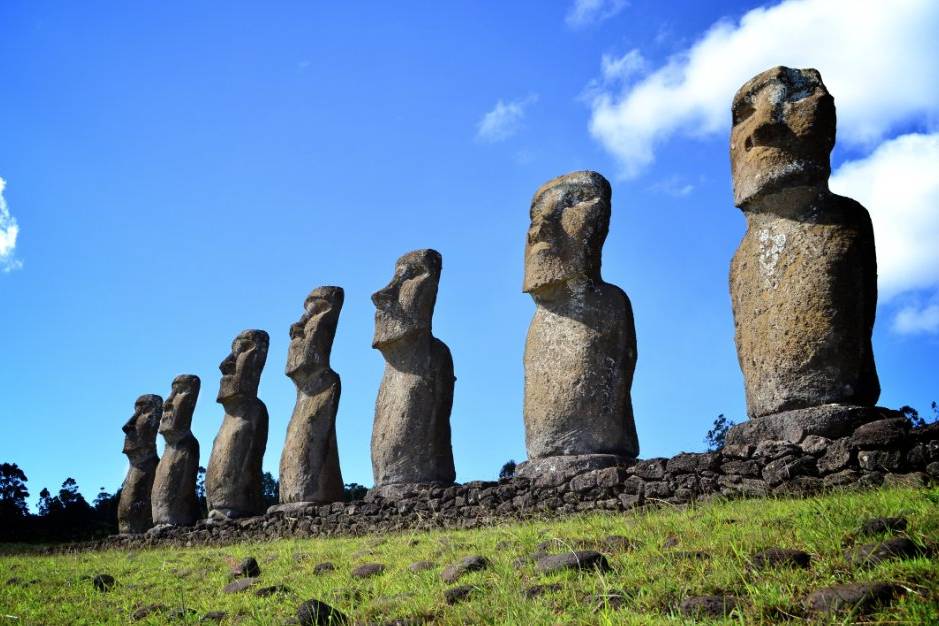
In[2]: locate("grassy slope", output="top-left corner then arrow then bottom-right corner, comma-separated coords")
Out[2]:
1,486 -> 937,625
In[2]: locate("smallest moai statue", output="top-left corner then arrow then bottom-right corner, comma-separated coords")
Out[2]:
151,375 -> 202,527
117,394 -> 161,534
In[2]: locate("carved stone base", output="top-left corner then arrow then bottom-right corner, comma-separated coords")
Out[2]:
725,404 -> 899,446
266,502 -> 324,516
365,482 -> 452,502
515,454 -> 633,480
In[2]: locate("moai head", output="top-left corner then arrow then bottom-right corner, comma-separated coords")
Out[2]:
371,249 -> 442,350
217,329 -> 269,403
122,394 -> 162,465
286,286 -> 344,381
730,66 -> 835,209
160,375 -> 200,442
523,170 -> 611,295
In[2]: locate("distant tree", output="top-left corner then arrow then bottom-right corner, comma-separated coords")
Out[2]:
195,466 -> 208,517
705,414 -> 735,451
900,405 -> 925,428
933,401 -> 938,421
37,487 -> 60,517
343,483 -> 367,501
499,460 -> 517,480
92,487 -> 120,534
261,472 -> 279,508
0,463 -> 31,541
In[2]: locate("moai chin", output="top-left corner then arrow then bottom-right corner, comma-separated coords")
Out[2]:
726,66 -> 882,445
370,249 -> 455,495
273,286 -> 345,513
151,375 -> 201,527
117,394 -> 161,534
518,170 -> 639,478
205,329 -> 270,520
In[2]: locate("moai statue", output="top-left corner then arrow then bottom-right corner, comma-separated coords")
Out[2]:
272,287 -> 345,513
517,170 -> 639,478
725,66 -> 884,445
205,330 -> 270,520
117,394 -> 161,534
151,375 -> 201,527
370,249 -> 455,495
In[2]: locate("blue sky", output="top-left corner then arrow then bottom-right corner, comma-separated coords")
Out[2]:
2,0 -> 937,506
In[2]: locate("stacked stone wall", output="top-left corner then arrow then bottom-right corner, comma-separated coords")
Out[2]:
56,418 -> 937,554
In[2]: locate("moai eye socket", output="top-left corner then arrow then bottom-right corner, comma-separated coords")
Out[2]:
733,100 -> 755,126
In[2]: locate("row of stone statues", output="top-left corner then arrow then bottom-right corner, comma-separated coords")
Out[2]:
118,65 -> 882,533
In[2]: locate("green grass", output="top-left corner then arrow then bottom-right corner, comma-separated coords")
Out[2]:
2,486 -> 937,625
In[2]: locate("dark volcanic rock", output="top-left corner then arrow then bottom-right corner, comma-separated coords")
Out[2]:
849,537 -> 924,567
444,584 -> 476,605
535,550 -> 611,574
131,604 -> 166,620
231,556 -> 261,578
352,563 -> 386,578
523,583 -> 563,599
852,418 -> 909,448
679,595 -> 740,618
297,598 -> 349,625
92,574 -> 115,592
441,555 -> 488,583
804,582 -> 902,614
408,561 -> 435,573
255,584 -> 292,597
200,612 -> 226,623
223,577 -> 258,593
859,516 -> 908,536
313,562 -> 336,575
750,548 -> 811,570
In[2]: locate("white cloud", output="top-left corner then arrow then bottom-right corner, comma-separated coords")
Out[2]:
650,175 -> 694,197
830,132 -> 939,333
587,0 -> 939,178
566,0 -> 629,29
893,300 -> 939,335
0,177 -> 22,273
475,95 -> 538,144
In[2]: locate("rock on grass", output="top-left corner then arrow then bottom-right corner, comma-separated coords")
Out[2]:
859,516 -> 908,536
408,561 -> 435,573
223,577 -> 257,593
535,550 -> 611,574
297,598 -> 349,625
679,595 -> 740,618
231,556 -> 261,578
849,537 -> 924,567
441,555 -> 489,583
351,563 -> 386,578
804,582 -> 903,614
444,585 -> 476,605
750,547 -> 811,570
92,574 -> 115,592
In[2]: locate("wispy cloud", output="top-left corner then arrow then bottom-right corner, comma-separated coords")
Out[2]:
566,0 -> 629,29
830,132 -> 939,333
0,177 -> 22,273
586,0 -> 939,178
649,175 -> 694,197
475,94 -> 539,144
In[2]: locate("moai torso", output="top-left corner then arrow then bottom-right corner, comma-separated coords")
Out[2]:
117,394 -> 161,534
152,375 -> 201,526
370,249 -> 456,488
522,171 -> 639,461
729,67 -> 879,419
278,286 -> 345,505
205,330 -> 270,519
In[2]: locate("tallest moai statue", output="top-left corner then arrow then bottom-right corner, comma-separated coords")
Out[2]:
518,171 -> 639,478
726,66 -> 884,445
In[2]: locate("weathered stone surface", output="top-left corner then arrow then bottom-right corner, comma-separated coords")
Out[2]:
849,538 -> 924,567
441,556 -> 488,583
679,595 -> 739,618
278,287 -> 345,508
515,454 -> 629,481
857,449 -> 903,473
118,395 -> 161,534
230,556 -> 260,578
750,547 -> 811,569
152,375 -> 201,527
804,582 -> 902,614
296,598 -> 348,625
352,563 -> 386,578
408,561 -> 435,573
205,330 -> 270,520
818,437 -> 854,473
522,171 -> 638,464
729,66 -> 879,423
444,585 -> 476,605
92,574 -> 115,592
858,516 -> 907,536
535,550 -> 610,574
726,405 -> 885,446
222,578 -> 257,593
852,418 -> 909,448
371,249 -> 455,488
